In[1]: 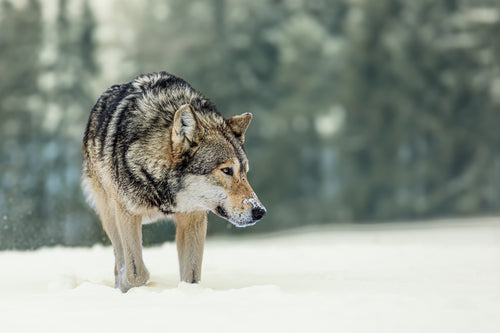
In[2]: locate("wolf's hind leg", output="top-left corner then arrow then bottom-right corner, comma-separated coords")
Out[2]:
114,204 -> 149,292
175,212 -> 208,283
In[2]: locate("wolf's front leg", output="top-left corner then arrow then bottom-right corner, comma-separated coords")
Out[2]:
115,204 -> 150,292
101,211 -> 125,290
175,212 -> 208,283
97,196 -> 126,290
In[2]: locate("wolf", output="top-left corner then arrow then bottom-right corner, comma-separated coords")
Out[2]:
82,72 -> 266,292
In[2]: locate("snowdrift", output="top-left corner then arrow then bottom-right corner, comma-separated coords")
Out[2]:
1,218 -> 499,333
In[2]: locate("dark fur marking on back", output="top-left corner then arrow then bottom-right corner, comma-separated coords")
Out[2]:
112,97 -> 139,183
96,83 -> 132,158
151,75 -> 188,92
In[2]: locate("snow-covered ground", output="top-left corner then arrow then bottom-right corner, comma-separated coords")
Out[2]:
1,218 -> 499,333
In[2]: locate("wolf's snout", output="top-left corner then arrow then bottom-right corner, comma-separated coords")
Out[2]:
251,207 -> 266,221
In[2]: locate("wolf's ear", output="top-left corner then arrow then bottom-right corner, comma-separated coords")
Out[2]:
226,112 -> 252,144
172,104 -> 203,153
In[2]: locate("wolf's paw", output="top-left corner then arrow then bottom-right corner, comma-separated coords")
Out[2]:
180,268 -> 201,284
116,264 -> 149,293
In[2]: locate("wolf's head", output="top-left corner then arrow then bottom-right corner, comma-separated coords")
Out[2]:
170,104 -> 266,227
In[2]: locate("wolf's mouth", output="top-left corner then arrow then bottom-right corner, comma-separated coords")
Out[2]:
214,205 -> 261,228
215,206 -> 228,218
234,220 -> 258,228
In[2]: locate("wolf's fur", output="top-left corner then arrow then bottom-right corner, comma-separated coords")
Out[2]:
82,72 -> 266,292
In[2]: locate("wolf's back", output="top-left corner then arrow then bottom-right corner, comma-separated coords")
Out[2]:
83,72 -> 217,162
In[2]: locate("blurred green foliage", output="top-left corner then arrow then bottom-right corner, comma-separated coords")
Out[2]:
1,0 -> 499,249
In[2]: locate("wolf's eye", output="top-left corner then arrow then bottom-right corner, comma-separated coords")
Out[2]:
220,167 -> 233,176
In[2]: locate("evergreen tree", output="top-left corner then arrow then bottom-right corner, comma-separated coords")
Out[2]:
0,0 -> 43,249
38,0 -> 101,246
0,0 -> 101,249
339,0 -> 500,221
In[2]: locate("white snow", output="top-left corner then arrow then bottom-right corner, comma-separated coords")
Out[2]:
243,195 -> 263,209
1,217 -> 500,333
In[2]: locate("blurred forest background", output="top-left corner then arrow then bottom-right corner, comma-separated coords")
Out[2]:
1,0 -> 500,249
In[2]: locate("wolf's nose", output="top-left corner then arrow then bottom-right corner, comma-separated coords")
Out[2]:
251,207 -> 266,221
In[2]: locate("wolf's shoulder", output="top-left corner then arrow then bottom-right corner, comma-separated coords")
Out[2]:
130,72 -> 190,93
130,72 -> 221,119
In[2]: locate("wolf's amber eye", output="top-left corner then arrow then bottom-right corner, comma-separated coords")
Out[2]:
220,167 -> 233,176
